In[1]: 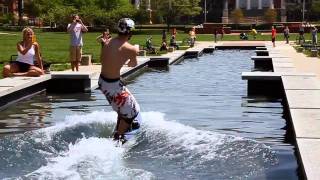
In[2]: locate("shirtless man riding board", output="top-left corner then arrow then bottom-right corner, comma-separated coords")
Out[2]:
98,18 -> 140,142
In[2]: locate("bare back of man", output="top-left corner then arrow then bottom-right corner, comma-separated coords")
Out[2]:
100,37 -> 138,79
99,31 -> 139,140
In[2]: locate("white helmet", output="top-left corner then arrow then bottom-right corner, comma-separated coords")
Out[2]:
118,18 -> 135,34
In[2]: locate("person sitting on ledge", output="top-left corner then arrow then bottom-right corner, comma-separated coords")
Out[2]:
240,32 -> 248,40
160,40 -> 168,51
2,27 -> 44,78
169,35 -> 179,50
145,36 -> 157,54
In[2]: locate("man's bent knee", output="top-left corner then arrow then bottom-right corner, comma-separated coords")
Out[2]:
3,65 -> 11,77
119,114 -> 138,125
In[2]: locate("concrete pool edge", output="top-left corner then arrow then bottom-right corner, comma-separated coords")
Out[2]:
242,43 -> 320,180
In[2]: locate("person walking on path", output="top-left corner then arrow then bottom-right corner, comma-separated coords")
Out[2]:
2,27 -> 44,77
271,26 -> 277,47
188,27 -> 196,47
283,26 -> 290,44
162,29 -> 167,43
311,26 -> 318,46
213,29 -> 217,43
67,14 -> 88,71
298,23 -> 305,44
98,18 -> 141,142
220,27 -> 225,40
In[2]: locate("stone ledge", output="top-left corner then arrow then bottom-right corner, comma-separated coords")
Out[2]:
0,75 -> 51,97
290,109 -> 320,138
285,89 -> 320,109
50,72 -> 97,79
242,72 -> 281,80
282,76 -> 320,90
296,138 -> 320,180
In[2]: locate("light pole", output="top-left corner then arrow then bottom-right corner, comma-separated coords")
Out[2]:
204,0 -> 207,23
147,0 -> 152,24
18,0 -> 24,26
302,0 -> 305,22
167,0 -> 172,31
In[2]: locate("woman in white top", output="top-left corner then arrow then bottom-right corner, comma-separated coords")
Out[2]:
2,27 -> 44,77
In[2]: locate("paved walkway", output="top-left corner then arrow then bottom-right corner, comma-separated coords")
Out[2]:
275,41 -> 320,78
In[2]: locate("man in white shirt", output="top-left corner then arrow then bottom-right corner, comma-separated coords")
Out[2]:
67,14 -> 88,71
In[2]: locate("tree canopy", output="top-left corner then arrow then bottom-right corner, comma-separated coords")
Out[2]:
27,0 -> 147,30
26,0 -> 202,29
151,0 -> 202,24
230,9 -> 244,24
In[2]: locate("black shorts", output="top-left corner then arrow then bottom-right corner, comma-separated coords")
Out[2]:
272,37 -> 276,42
12,61 -> 31,72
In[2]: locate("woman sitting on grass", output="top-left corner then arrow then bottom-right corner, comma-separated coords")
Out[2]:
2,27 -> 44,78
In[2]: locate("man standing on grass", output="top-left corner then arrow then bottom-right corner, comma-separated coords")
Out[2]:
271,26 -> 277,47
67,14 -> 88,71
283,26 -> 290,44
311,26 -> 318,46
98,18 -> 141,142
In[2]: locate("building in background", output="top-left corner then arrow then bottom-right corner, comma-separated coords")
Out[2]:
201,0 -> 313,23
202,0 -> 287,23
0,0 -> 18,17
0,0 -> 29,25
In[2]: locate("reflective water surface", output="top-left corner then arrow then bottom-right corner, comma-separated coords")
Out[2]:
0,50 -> 299,179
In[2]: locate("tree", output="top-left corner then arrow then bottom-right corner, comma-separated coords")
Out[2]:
264,9 -> 277,24
310,0 -> 320,21
95,0 -> 129,11
230,9 -> 244,24
28,0 -> 63,17
153,0 -> 202,29
41,5 -> 77,29
27,0 -> 147,29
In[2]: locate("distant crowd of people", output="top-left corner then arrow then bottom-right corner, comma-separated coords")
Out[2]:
269,23 -> 317,47
235,23 -> 318,48
2,15 -> 319,78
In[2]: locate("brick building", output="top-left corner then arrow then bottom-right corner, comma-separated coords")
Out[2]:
131,0 -> 314,23
0,0 -> 18,16
220,0 -> 287,23
221,0 -> 314,23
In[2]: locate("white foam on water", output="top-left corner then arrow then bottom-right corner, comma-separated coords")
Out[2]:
22,111 -> 276,179
142,111 -> 233,158
140,111 -> 277,174
33,111 -> 117,142
22,111 -> 156,180
27,137 -> 153,180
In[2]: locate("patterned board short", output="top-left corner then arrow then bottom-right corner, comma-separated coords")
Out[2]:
98,75 -> 140,121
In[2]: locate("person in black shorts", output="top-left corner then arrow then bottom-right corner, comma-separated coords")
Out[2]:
2,27 -> 44,77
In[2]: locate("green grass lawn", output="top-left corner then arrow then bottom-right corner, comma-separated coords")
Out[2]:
0,30 -> 315,64
0,31 -> 191,64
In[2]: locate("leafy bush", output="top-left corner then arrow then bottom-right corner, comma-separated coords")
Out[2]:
264,9 -> 277,24
230,9 -> 244,24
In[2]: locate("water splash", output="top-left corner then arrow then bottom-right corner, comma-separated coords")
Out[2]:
126,112 -> 278,179
26,137 -> 153,180
0,111 -> 278,179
